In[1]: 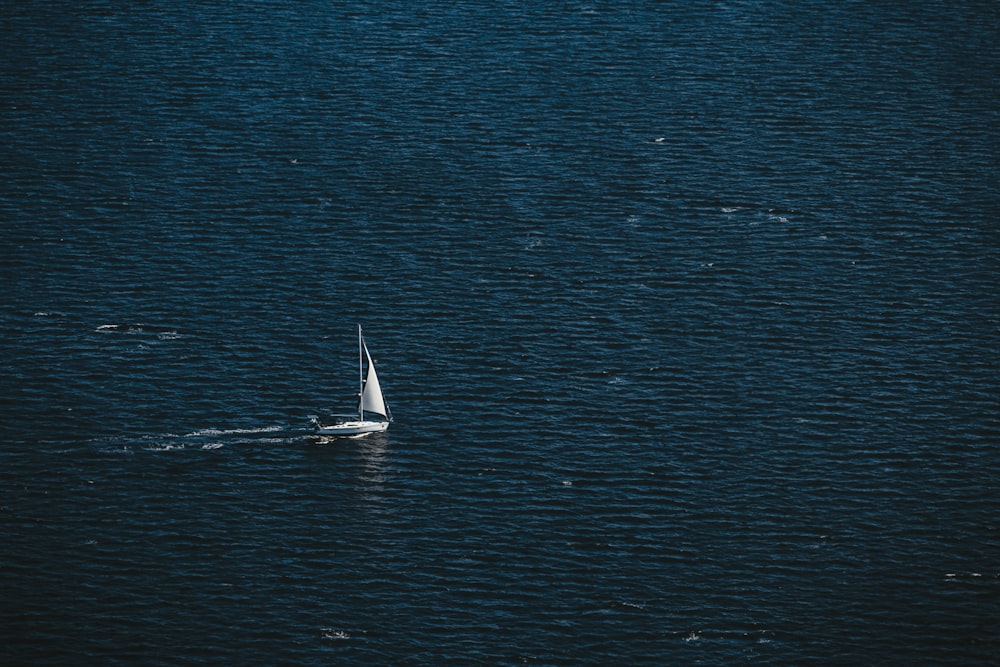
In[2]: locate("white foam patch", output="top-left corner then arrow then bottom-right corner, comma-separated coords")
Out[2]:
321,628 -> 350,641
143,443 -> 186,452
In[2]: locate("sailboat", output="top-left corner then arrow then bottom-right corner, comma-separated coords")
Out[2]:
314,324 -> 393,437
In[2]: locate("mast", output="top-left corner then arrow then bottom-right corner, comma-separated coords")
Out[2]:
358,324 -> 364,420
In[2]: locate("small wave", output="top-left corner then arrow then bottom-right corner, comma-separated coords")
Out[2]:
673,628 -> 776,645
97,323 -> 150,334
944,572 -> 992,581
615,599 -> 645,610
523,235 -> 544,250
96,323 -> 181,336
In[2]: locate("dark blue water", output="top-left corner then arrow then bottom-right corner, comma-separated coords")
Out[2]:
2,2 -> 998,664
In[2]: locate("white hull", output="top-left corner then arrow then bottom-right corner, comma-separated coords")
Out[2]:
316,419 -> 389,437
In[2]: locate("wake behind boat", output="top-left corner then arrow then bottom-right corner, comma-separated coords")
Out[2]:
313,325 -> 393,437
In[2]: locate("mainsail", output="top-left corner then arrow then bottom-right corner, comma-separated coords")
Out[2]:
359,337 -> 390,419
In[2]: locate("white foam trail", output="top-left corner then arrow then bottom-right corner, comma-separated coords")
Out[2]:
142,443 -> 185,452
183,425 -> 284,438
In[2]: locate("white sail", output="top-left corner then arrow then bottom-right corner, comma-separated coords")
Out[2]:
359,340 -> 389,419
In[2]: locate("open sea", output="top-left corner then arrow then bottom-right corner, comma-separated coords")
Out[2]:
2,1 -> 998,664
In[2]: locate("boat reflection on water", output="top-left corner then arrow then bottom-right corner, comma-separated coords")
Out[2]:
356,434 -> 390,488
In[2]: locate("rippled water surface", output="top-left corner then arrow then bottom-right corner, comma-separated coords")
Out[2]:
2,2 -> 998,664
